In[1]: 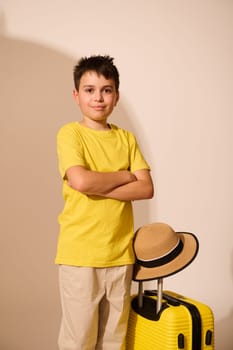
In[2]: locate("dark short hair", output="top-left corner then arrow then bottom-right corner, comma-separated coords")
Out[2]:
73,55 -> 120,91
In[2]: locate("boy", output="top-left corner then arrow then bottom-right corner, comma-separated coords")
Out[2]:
55,55 -> 154,350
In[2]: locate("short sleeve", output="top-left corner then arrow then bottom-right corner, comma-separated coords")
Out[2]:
127,132 -> 150,172
57,123 -> 86,178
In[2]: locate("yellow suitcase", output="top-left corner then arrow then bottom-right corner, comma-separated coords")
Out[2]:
126,279 -> 214,350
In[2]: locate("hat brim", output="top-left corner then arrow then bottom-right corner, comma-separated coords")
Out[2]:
133,232 -> 199,281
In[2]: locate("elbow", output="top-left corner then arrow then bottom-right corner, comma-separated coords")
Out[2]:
144,184 -> 154,199
147,188 -> 154,199
69,177 -> 89,193
66,166 -> 92,194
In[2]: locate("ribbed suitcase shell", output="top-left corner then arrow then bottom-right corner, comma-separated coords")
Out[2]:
126,290 -> 214,350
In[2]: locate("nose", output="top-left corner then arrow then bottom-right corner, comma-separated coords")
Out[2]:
94,90 -> 104,102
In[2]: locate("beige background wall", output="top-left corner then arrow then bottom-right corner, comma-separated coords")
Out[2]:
0,1 -> 232,349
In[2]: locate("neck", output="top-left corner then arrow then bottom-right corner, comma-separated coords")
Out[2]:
79,118 -> 110,131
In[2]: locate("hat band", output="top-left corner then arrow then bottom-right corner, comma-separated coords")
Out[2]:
136,239 -> 184,268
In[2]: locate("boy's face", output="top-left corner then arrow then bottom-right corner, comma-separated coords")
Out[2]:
73,71 -> 119,128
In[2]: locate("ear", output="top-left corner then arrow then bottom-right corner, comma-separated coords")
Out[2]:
73,89 -> 79,105
115,91 -> 120,106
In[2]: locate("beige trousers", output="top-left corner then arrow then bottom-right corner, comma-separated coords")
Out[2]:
58,264 -> 133,350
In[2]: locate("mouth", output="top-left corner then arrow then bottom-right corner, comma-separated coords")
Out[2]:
93,106 -> 105,111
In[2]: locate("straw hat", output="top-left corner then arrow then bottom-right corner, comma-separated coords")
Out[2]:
133,222 -> 199,281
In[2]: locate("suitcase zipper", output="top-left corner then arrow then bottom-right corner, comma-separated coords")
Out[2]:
163,293 -> 202,350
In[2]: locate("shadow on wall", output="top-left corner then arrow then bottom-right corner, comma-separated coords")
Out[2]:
0,24 -> 151,350
214,250 -> 233,350
215,309 -> 233,350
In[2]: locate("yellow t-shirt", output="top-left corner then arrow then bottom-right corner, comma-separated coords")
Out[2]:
55,122 -> 150,267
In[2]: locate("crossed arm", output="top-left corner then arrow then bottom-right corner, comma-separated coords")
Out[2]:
66,166 -> 154,201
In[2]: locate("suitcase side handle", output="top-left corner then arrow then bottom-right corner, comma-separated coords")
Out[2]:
144,290 -> 181,307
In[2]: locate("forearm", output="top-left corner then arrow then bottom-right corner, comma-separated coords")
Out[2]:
103,179 -> 154,201
66,166 -> 137,195
103,170 -> 154,201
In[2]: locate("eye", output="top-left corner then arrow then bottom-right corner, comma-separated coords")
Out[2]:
85,88 -> 94,93
104,87 -> 113,94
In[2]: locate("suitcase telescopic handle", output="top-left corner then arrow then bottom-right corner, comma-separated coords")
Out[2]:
156,278 -> 163,314
138,281 -> 143,308
137,278 -> 163,315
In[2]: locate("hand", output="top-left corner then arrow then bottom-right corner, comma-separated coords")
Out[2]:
121,170 -> 137,183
